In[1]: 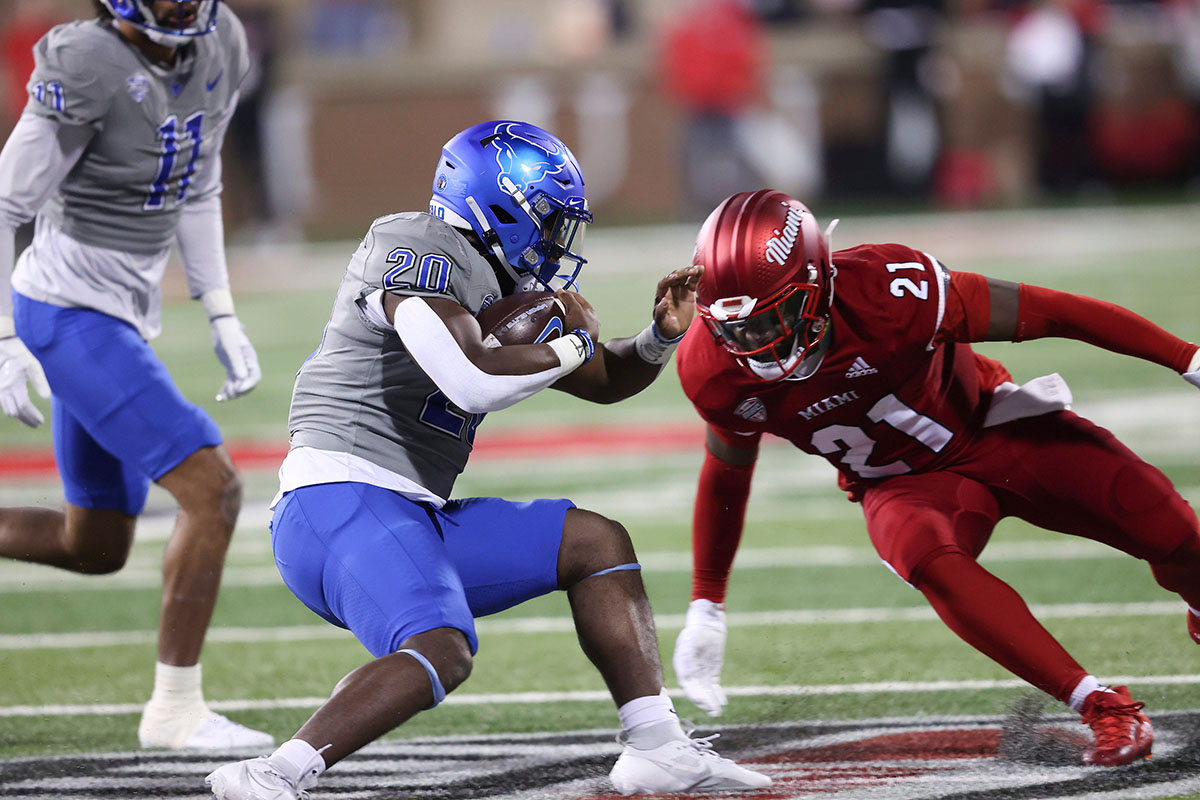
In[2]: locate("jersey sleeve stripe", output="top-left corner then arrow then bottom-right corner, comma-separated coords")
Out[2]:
924,251 -> 948,352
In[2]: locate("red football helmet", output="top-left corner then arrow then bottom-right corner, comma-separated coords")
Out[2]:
695,190 -> 834,380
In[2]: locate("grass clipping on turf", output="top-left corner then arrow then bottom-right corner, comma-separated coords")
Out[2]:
999,694 -> 1090,766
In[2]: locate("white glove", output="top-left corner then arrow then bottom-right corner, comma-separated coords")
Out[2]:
210,315 -> 261,402
0,331 -> 51,428
673,598 -> 728,717
1185,350 -> 1200,390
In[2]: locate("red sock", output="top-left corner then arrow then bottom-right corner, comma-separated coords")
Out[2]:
916,552 -> 1087,704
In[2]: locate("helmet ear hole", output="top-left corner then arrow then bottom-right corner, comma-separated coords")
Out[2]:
489,205 -> 517,225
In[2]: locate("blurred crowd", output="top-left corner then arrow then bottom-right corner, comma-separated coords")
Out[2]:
659,0 -> 1200,211
2,0 -> 1198,238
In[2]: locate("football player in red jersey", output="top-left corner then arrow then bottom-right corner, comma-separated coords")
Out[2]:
672,189 -> 1200,767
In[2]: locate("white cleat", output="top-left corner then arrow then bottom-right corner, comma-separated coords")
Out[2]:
610,728 -> 771,795
206,756 -> 318,800
140,707 -> 275,750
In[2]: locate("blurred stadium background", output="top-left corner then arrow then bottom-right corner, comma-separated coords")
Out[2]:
3,1 -> 1200,797
7,0 -> 1200,239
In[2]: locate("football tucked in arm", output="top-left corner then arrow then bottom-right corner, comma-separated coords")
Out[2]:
477,292 -> 567,347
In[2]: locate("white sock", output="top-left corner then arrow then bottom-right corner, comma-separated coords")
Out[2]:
619,688 -> 685,749
269,739 -> 327,785
147,661 -> 206,711
618,687 -> 678,733
1067,675 -> 1110,713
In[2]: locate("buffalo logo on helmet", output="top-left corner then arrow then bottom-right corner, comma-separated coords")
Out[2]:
487,122 -> 570,195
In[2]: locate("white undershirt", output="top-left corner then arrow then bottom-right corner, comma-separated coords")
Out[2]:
272,446 -> 446,510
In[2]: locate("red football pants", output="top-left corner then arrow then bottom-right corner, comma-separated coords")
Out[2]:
859,410 -> 1200,703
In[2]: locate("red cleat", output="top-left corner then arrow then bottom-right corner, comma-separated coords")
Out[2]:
1080,686 -> 1153,766
1188,609 -> 1200,644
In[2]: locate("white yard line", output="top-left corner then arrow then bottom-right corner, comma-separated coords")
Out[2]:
5,672 -> 1200,718
0,536 -> 1131,592
0,600 -> 1184,651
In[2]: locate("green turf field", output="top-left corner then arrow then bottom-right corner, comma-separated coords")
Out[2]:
1,205 -> 1199,798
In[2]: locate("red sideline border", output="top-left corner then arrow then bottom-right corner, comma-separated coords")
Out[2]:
0,421 -> 706,481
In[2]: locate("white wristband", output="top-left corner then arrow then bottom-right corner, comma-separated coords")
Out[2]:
1187,347 -> 1200,375
634,321 -> 685,365
548,332 -> 590,374
200,288 -> 236,320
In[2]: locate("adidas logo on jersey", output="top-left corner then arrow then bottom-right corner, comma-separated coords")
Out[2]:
845,357 -> 878,378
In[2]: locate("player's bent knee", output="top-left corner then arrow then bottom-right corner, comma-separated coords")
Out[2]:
74,548 -> 129,575
63,507 -> 136,574
397,629 -> 473,706
435,643 -> 473,695
398,649 -> 452,708
215,469 -> 243,526
558,508 -> 637,588
1149,536 -> 1200,593
159,447 -> 243,527
910,548 -> 975,593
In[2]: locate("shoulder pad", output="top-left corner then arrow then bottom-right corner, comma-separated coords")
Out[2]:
27,22 -> 123,126
215,4 -> 251,86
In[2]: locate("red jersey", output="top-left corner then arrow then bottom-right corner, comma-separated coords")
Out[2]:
677,243 -> 1012,496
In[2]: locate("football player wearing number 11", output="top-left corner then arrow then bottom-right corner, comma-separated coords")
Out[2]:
0,0 -> 269,749
672,189 -> 1200,767
205,121 -> 770,799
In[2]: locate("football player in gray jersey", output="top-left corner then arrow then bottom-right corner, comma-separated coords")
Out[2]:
0,1 -> 271,750
206,121 -> 771,799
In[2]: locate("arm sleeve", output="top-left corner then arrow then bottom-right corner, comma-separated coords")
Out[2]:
691,442 -> 756,605
1015,283 -> 1198,373
177,86 -> 241,302
0,112 -> 93,317
177,193 -> 231,300
393,297 -> 568,414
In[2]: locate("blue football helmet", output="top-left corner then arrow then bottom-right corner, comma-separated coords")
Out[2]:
430,120 -> 592,291
100,0 -> 220,46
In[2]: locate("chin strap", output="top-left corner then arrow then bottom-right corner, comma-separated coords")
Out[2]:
824,218 -> 839,243
464,195 -> 521,284
822,218 -> 839,307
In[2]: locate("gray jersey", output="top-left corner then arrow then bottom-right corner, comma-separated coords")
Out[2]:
25,7 -> 248,254
289,213 -> 504,500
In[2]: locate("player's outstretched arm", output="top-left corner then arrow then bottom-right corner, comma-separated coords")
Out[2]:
553,265 -> 702,404
674,424 -> 759,717
386,293 -> 598,413
942,272 -> 1200,386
